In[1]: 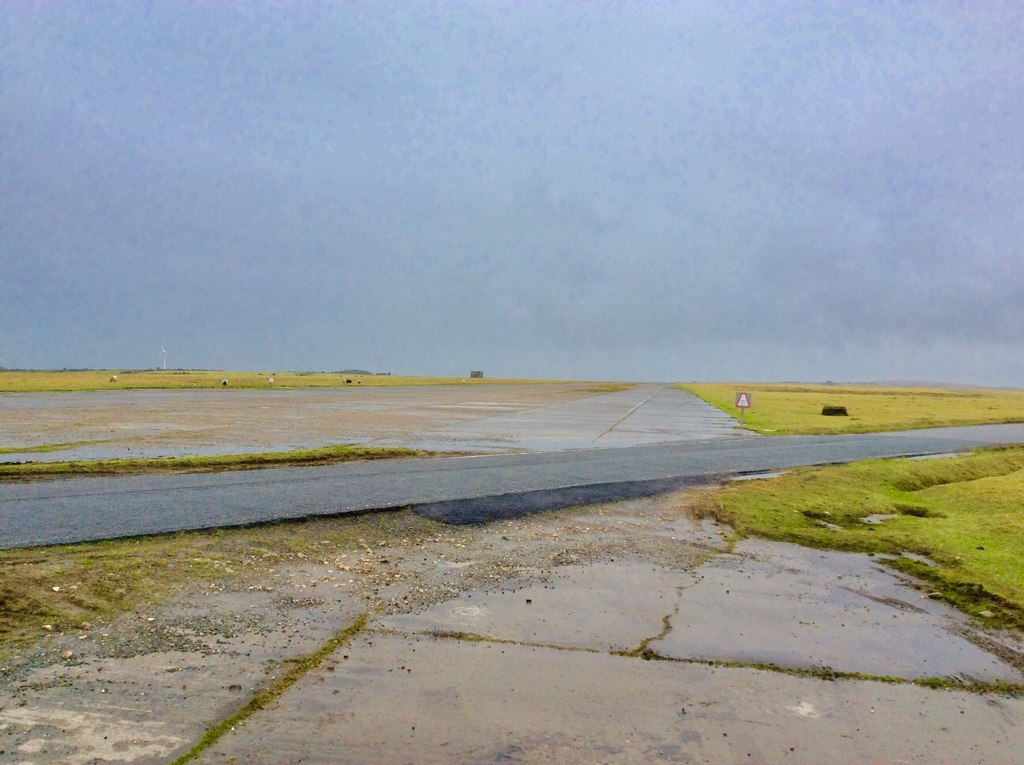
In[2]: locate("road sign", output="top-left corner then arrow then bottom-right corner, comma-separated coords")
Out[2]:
735,391 -> 750,424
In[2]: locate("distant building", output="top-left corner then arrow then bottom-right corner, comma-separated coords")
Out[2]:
470,370 -> 484,379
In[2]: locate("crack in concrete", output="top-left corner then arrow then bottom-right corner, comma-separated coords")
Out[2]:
594,386 -> 665,440
612,568 -> 715,660
377,609 -> 1024,696
379,622 -> 1024,693
168,612 -> 369,765
630,653 -> 1024,694
614,608 -> 678,660
375,627 -> 603,655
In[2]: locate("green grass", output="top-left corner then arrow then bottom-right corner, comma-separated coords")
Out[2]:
698,446 -> 1024,629
0,440 -> 109,455
0,444 -> 440,480
0,369 -> 564,392
681,382 -> 1024,435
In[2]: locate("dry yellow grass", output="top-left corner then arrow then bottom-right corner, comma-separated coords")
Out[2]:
0,370 -> 560,392
681,382 -> 1024,435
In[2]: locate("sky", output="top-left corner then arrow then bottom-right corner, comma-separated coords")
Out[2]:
2,2 -> 1022,385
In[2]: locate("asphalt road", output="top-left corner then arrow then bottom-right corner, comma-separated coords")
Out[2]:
3,423 -> 1023,550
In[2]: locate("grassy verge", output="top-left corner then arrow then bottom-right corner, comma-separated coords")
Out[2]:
0,444 -> 443,480
696,446 -> 1024,629
680,382 -> 1024,435
0,369 -> 564,392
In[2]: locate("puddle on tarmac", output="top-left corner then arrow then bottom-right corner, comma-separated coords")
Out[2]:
728,470 -> 785,482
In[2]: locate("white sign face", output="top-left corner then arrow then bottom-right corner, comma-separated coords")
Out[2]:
735,392 -> 751,408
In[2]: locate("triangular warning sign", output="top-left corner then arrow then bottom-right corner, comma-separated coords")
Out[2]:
735,392 -> 750,408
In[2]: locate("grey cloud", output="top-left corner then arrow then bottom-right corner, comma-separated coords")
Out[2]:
1,2 -> 1022,385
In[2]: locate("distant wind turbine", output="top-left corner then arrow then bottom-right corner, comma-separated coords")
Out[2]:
161,345 -> 167,370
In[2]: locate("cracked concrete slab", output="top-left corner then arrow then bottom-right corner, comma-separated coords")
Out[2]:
651,540 -> 1024,682
0,575 -> 364,764
196,513 -> 1024,763
380,561 -> 700,653
3,493 -> 1024,764
195,633 -> 1024,765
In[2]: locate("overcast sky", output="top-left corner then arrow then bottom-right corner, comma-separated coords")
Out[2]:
2,2 -> 1022,385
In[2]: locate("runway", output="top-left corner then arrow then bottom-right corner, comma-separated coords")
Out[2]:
2,381 -> 1023,549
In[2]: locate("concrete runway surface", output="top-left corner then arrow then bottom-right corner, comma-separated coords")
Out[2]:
2,494 -> 1023,764
2,384 -> 1024,763
0,383 -> 745,463
3,384 -> 1024,549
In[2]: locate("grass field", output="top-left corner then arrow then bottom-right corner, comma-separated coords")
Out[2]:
0,369 -> 563,392
697,446 -> 1024,629
681,382 -> 1024,435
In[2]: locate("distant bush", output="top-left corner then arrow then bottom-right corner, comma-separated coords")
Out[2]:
821,405 -> 848,416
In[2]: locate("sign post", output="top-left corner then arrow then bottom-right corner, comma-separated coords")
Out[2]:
735,391 -> 751,424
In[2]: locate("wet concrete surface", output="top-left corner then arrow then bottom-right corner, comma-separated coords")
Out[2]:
380,560 -> 702,653
372,384 -> 747,453
653,541 -> 1024,682
192,499 -> 1024,765
0,383 -> 746,463
197,634 -> 1022,765
0,572 -> 365,765
6,493 -> 1019,764
3,387 -> 1024,762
